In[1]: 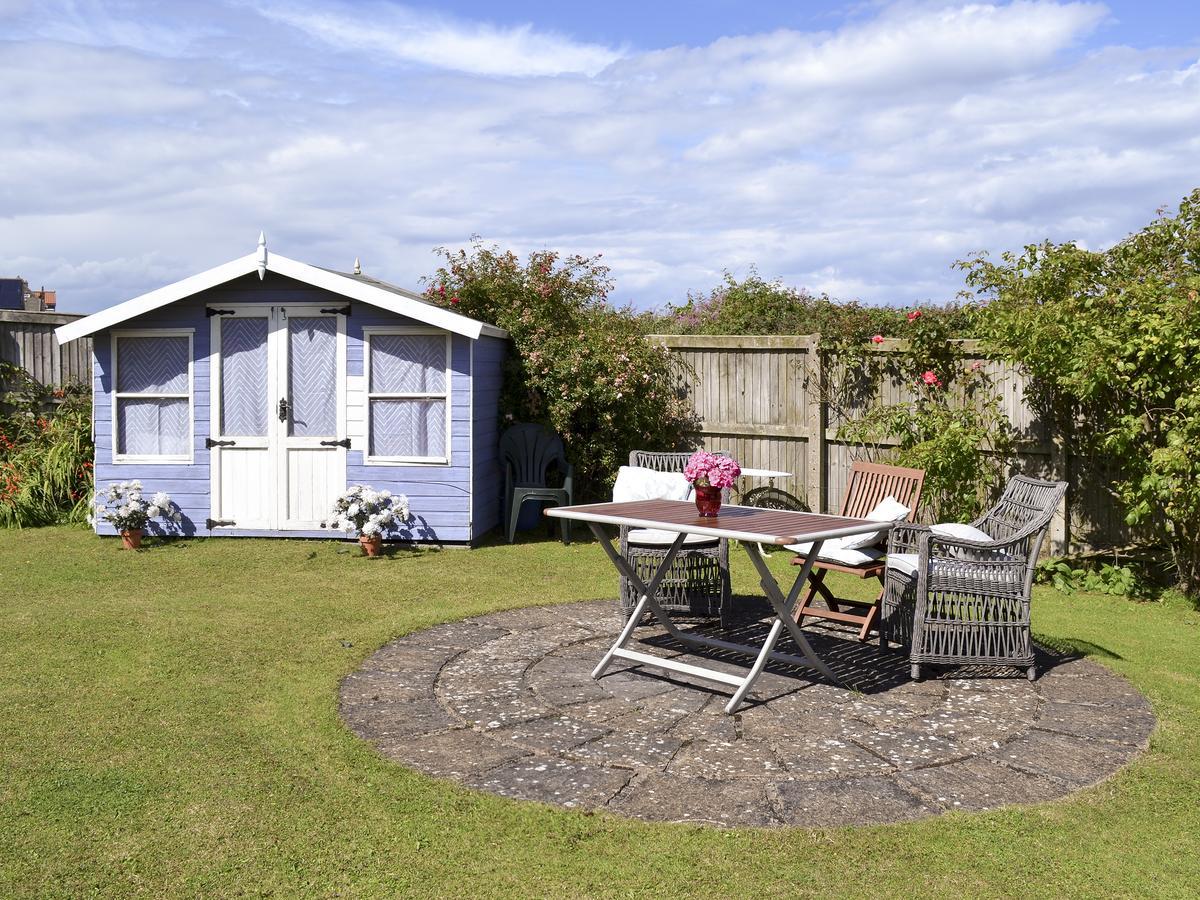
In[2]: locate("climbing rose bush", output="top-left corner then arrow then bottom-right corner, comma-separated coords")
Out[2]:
424,240 -> 696,499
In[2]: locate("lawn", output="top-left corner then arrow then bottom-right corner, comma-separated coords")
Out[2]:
1,527 -> 1198,898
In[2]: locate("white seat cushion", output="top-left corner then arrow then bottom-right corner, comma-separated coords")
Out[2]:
785,538 -> 885,568
841,496 -> 911,550
888,551 -> 1015,581
931,522 -> 994,543
888,552 -> 920,577
612,466 -> 690,503
627,528 -> 718,547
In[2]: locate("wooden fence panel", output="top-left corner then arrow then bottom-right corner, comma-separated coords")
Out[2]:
0,310 -> 91,389
652,333 -> 1135,555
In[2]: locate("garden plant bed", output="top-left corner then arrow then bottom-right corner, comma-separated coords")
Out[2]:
341,602 -> 1152,827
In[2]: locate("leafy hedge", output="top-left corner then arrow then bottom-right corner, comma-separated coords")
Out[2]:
423,241 -> 696,499
645,267 -> 975,343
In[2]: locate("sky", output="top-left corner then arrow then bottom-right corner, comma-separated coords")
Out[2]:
1,1 -> 1198,314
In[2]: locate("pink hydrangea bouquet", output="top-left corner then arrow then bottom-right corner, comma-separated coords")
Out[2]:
683,450 -> 741,489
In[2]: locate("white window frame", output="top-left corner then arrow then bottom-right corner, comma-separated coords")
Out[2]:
363,326 -> 452,466
110,328 -> 195,464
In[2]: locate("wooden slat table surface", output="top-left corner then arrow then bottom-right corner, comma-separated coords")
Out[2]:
546,499 -> 882,546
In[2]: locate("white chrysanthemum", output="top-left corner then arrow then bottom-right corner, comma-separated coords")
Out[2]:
147,505 -> 160,518
152,491 -> 170,507
362,521 -> 380,536
347,503 -> 360,517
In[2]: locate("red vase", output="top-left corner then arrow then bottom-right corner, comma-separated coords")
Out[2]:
694,484 -> 722,517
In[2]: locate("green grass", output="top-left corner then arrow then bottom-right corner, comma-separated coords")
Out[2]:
0,527 -> 1198,898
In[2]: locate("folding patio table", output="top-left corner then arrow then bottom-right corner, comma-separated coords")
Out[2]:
545,499 -> 892,714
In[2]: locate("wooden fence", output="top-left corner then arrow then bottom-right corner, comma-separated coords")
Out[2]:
0,310 -> 91,388
650,334 -> 1131,555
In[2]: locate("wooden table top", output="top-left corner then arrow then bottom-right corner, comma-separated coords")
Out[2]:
546,499 -> 888,546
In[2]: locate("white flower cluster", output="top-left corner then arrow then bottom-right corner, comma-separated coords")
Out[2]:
94,481 -> 182,531
329,484 -> 410,538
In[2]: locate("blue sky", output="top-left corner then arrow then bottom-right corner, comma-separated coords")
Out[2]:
1,1 -> 1198,313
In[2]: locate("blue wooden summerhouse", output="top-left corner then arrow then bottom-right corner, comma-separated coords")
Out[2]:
55,236 -> 508,544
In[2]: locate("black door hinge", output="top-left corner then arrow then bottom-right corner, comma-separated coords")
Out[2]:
319,438 -> 351,448
320,306 -> 351,316
205,518 -> 236,529
205,437 -> 237,448
206,308 -> 236,317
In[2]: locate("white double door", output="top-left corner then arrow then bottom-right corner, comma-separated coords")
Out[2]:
209,304 -> 347,530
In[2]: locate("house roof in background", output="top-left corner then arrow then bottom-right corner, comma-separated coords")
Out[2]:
54,242 -> 507,344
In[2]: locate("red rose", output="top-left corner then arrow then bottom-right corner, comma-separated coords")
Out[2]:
907,309 -> 922,322
871,334 -> 884,344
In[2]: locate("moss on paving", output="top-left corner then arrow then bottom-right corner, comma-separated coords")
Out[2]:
0,527 -> 1197,898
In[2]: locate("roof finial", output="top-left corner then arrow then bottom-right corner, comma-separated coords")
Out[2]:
353,256 -> 361,275
256,231 -> 267,280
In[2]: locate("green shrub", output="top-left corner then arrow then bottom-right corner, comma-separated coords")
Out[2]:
424,241 -> 696,498
649,268 -> 974,339
964,189 -> 1200,598
0,363 -> 93,528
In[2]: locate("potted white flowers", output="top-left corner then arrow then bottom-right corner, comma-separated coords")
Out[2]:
94,481 -> 182,549
329,485 -> 410,557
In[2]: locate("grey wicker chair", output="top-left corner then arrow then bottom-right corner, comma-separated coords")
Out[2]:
880,475 -> 1067,681
618,451 -> 731,625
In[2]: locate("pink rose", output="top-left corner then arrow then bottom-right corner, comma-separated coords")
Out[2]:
920,370 -> 942,388
871,334 -> 884,344
907,310 -> 921,322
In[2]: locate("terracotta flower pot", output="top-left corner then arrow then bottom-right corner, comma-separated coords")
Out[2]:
694,484 -> 722,517
120,529 -> 143,550
359,534 -> 383,557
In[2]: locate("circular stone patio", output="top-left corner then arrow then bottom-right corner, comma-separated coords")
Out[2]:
339,601 -> 1153,827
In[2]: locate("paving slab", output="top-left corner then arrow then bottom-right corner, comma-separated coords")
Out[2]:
341,600 -> 1152,827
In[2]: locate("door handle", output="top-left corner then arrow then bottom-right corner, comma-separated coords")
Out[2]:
277,398 -> 289,421
319,438 -> 351,448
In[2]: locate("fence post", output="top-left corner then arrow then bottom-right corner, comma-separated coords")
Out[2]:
1049,430 -> 1070,555
803,336 -> 826,514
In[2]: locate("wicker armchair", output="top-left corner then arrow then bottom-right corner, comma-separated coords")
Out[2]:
880,476 -> 1067,681
618,451 -> 731,625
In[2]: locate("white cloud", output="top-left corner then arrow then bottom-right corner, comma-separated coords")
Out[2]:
0,1 -> 1198,314
254,1 -> 624,78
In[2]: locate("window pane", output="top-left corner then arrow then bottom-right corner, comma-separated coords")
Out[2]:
116,336 -> 189,394
288,317 -> 338,437
370,334 -> 446,394
117,399 -> 190,456
220,317 -> 269,436
370,399 -> 446,458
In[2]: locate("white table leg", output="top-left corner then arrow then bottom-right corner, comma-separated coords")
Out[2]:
742,540 -> 839,685
588,523 -> 689,679
586,524 -> 841,714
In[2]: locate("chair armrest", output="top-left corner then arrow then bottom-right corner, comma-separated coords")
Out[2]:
888,523 -> 929,555
918,532 -> 1032,595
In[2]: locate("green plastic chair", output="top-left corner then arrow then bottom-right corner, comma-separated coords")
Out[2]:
500,423 -> 573,544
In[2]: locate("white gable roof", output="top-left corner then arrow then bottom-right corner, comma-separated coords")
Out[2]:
54,247 -> 507,344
